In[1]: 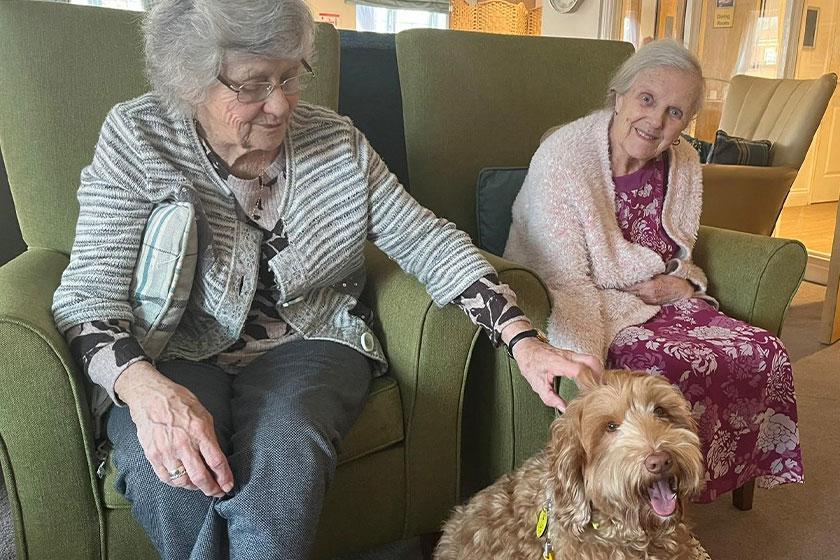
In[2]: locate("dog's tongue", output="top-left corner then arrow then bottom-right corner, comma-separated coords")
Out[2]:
648,479 -> 677,517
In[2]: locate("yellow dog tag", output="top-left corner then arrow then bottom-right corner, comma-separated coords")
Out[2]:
542,551 -> 555,560
535,508 -> 548,538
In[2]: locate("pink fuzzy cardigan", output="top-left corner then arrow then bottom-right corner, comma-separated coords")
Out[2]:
504,109 -> 711,359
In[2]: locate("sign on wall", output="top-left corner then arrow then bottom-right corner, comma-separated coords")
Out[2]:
714,0 -> 734,28
317,11 -> 341,27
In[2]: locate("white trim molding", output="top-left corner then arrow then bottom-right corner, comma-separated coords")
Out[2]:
805,251 -> 831,286
598,0 -> 622,40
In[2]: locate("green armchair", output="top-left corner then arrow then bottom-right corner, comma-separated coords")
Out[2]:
0,3 -> 479,559
393,29 -> 808,505
395,30 -> 632,495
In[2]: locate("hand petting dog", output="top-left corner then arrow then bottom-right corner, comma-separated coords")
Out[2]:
502,320 -> 603,411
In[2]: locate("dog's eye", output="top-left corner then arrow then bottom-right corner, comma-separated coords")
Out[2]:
606,422 -> 620,432
653,406 -> 667,418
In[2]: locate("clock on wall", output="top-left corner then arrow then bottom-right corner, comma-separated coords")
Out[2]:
549,0 -> 584,13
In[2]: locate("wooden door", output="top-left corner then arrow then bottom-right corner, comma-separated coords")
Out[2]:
794,0 -> 840,204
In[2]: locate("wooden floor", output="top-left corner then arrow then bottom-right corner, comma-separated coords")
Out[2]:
776,202 -> 838,256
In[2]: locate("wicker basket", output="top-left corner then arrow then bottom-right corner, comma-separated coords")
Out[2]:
450,0 -> 542,36
526,6 -> 542,35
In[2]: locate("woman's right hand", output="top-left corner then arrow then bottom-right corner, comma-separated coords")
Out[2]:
625,274 -> 694,305
512,338 -> 604,411
114,361 -> 234,497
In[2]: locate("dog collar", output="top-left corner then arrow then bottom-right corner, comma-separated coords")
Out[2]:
536,497 -> 603,557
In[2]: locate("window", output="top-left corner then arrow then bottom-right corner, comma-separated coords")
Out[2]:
61,0 -> 146,10
355,4 -> 448,33
620,0 -> 686,49
802,7 -> 819,49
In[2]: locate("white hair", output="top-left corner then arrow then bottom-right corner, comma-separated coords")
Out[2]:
144,0 -> 314,117
606,39 -> 705,118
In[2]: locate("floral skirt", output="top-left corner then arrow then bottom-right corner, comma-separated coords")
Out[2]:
607,298 -> 803,502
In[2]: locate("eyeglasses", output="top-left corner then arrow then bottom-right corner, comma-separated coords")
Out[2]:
217,60 -> 315,104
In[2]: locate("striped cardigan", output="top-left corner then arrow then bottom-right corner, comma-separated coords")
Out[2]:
53,94 -> 496,395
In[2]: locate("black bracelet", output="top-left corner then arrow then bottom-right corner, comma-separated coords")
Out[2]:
506,329 -> 542,358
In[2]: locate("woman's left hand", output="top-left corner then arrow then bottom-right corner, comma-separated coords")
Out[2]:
625,274 -> 694,305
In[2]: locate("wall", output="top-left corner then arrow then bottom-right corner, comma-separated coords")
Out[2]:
542,0 -> 603,38
306,0 -> 357,30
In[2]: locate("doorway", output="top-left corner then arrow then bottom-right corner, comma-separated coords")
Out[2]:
789,0 -> 840,208
779,0 -> 840,342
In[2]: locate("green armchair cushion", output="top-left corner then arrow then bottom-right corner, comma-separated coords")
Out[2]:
476,167 -> 528,257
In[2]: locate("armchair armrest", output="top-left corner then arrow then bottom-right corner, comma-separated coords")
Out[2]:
694,226 -> 807,336
363,244 -> 482,535
0,248 -> 103,559
458,251 -> 555,500
700,164 -> 798,236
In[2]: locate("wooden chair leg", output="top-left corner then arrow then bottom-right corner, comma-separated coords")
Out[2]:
419,532 -> 442,560
733,479 -> 755,511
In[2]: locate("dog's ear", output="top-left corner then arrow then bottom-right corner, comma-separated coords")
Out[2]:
547,409 -> 591,535
574,366 -> 600,392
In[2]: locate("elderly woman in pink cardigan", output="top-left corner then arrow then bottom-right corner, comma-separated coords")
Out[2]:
504,40 -> 802,504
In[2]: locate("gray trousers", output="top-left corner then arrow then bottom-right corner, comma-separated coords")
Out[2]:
107,340 -> 372,560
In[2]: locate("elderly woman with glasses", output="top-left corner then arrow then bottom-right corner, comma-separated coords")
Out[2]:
505,40 -> 803,506
51,0 -> 601,558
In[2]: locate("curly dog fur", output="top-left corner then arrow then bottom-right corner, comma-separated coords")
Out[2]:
435,370 -> 705,560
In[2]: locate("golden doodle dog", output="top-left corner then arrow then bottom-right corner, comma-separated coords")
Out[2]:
435,370 -> 705,560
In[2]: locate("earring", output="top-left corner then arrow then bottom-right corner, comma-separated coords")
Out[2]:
672,138 -> 681,146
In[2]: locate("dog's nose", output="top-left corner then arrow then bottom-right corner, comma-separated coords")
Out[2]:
645,451 -> 673,474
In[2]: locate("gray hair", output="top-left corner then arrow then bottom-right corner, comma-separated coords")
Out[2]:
144,0 -> 315,117
606,39 -> 705,119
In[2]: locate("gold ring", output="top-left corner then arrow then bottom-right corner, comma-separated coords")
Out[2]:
167,464 -> 187,481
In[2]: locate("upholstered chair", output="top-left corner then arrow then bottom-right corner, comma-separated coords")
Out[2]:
700,73 -> 837,236
394,29 -> 808,512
